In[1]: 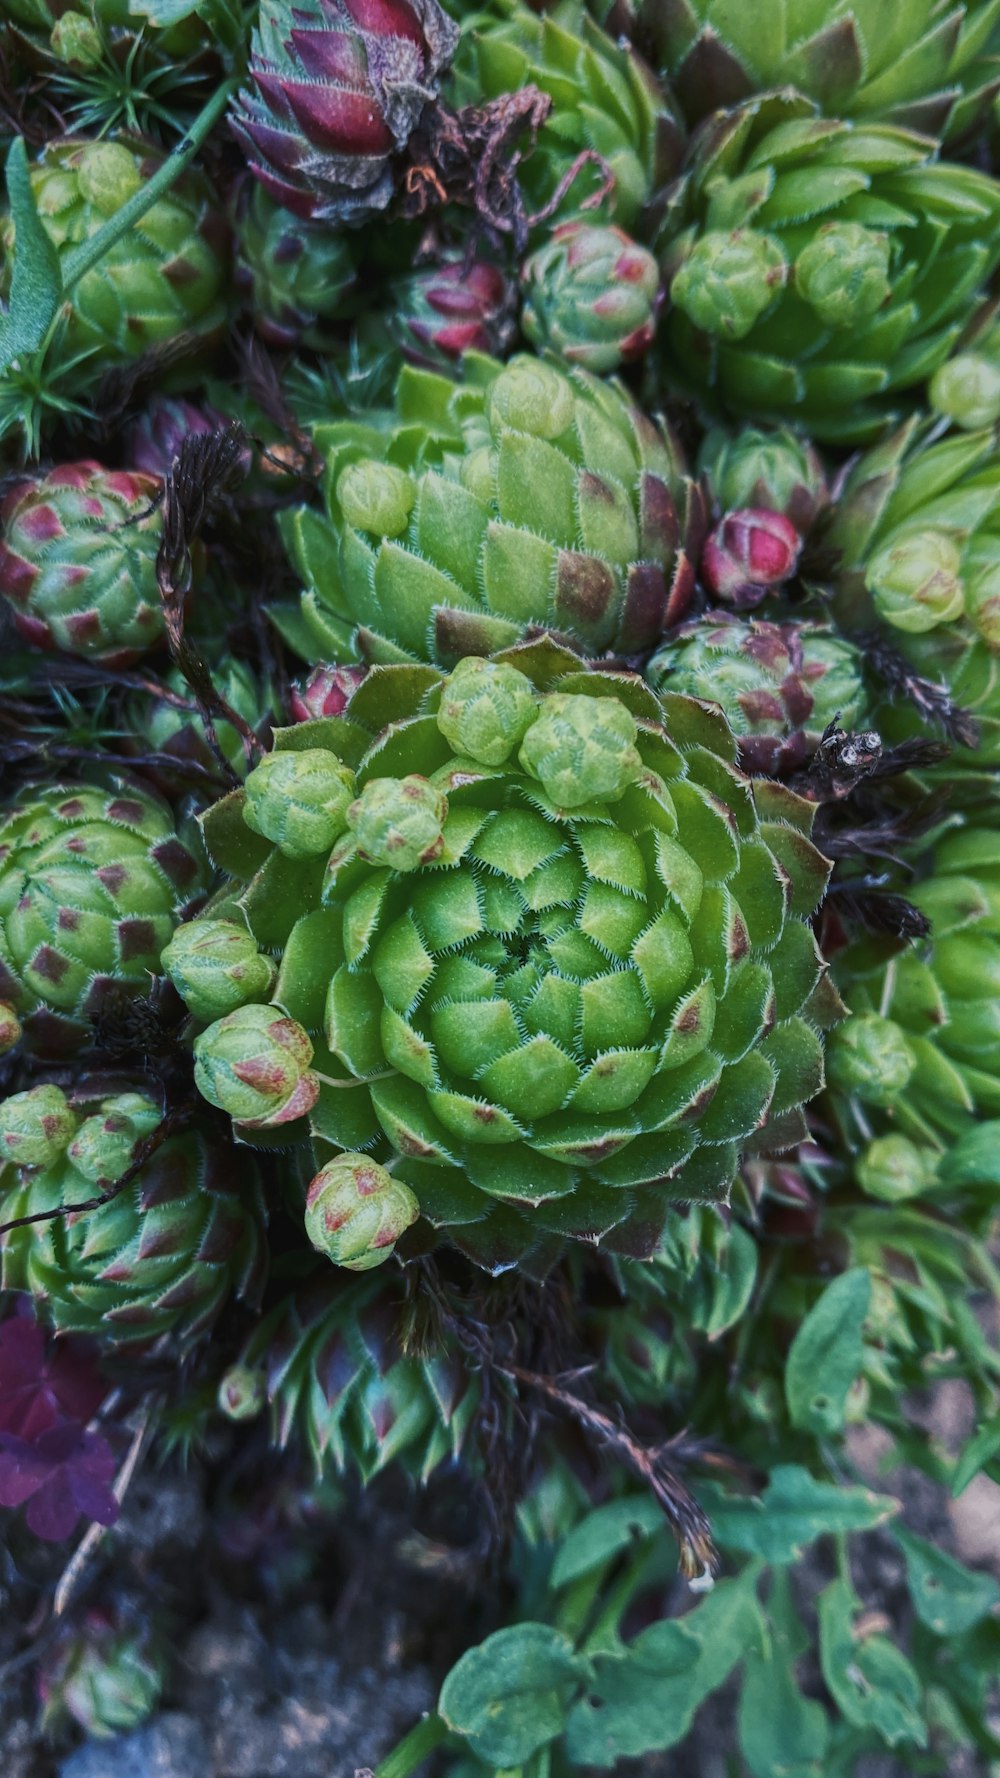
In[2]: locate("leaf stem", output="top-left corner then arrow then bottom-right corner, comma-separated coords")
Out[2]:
372,1712 -> 448,1778
61,76 -> 239,294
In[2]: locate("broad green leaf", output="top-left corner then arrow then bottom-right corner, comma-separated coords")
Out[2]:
705,1467 -> 897,1564
0,137 -> 63,374
564,1568 -> 765,1765
897,1528 -> 1000,1635
550,1497 -> 664,1589
200,789 -> 273,881
439,1624 -> 589,1766
818,1579 -> 926,1748
785,1268 -> 870,1435
739,1580 -> 828,1778
952,1413 -> 1000,1497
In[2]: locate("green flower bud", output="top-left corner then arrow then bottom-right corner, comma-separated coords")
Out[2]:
966,559 -> 1000,651
699,425 -> 827,530
866,529 -> 965,633
487,357 -> 575,439
243,749 -> 355,859
827,1013 -> 915,1107
193,1004 -> 319,1128
337,461 -> 414,537
49,12 -> 102,66
929,353 -> 1000,431
304,1152 -> 419,1272
437,658 -> 538,766
68,1095 -> 161,1185
519,693 -> 642,807
671,230 -> 787,340
521,221 -> 662,373
217,1364 -> 266,1421
0,1084 -> 77,1169
795,223 -> 891,327
0,1002 -> 22,1056
347,775 -> 448,871
161,920 -> 277,1023
458,445 -> 496,506
74,142 -> 143,216
857,1134 -> 937,1202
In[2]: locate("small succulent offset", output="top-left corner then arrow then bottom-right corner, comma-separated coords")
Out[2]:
186,639 -> 834,1272
280,352 -> 705,666
39,1609 -> 166,1738
0,463 -> 164,664
521,221 -> 663,373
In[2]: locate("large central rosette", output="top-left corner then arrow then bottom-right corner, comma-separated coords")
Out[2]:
187,640 -> 835,1271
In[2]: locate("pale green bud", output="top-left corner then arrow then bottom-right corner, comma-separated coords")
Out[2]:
337,460 -> 414,536
487,356 -> 575,439
866,529 -> 965,633
0,1084 -> 77,1169
0,1002 -> 22,1057
929,353 -> 1000,430
68,1095 -> 161,1185
76,142 -> 142,215
243,748 -> 355,859
161,920 -> 277,1022
795,223 -> 891,327
519,693 -> 642,807
671,230 -> 787,340
217,1364 -> 266,1421
437,658 -> 538,765
193,1004 -> 318,1128
827,1014 -> 915,1107
304,1152 -> 419,1271
50,12 -> 103,67
857,1134 -> 937,1202
966,559 -> 1000,651
347,775 -> 448,870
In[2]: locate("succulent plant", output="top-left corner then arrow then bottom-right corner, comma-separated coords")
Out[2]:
280,352 -> 705,666
0,1088 -> 265,1343
232,1270 -> 478,1481
929,310 -> 1000,430
290,663 -> 368,722
698,424 -> 828,530
452,0 -> 683,231
384,256 -> 515,371
521,221 -> 662,373
235,184 -> 359,349
658,91 -> 1000,443
0,138 -> 229,385
0,778 -> 206,1055
127,395 -> 227,478
230,0 -> 459,223
128,662 -> 266,786
700,508 -> 802,609
39,1610 -> 166,1739
0,462 -> 163,665
614,0 -> 1000,143
189,638 -> 835,1271
161,918 -> 277,1024
647,612 -> 867,774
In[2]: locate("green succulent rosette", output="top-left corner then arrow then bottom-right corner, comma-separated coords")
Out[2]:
0,778 -> 207,1055
450,0 -> 683,232
647,612 -> 867,775
0,1089 -> 266,1345
40,1612 -> 165,1740
614,0 -> 1000,143
0,137 -> 229,388
929,304 -> 1000,430
192,639 -> 835,1272
230,1270 -> 478,1482
657,91 -> 1000,443
520,221 -> 663,374
822,417 -> 1000,767
235,183 -> 358,351
279,352 -> 704,667
698,423 -> 828,530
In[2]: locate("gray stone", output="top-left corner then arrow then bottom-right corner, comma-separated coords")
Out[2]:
59,1713 -> 209,1778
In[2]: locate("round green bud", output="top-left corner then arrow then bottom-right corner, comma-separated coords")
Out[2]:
826,1013 -> 915,1108
217,1364 -> 266,1422
193,1004 -> 319,1128
929,353 -> 1000,431
487,357 -> 575,439
75,141 -> 142,215
304,1152 -> 420,1272
337,460 -> 414,537
459,445 -> 496,505
161,920 -> 277,1023
519,693 -> 642,807
0,1084 -> 77,1169
347,775 -> 448,871
0,1002 -> 22,1057
243,749 -> 355,859
866,529 -> 965,633
437,658 -> 538,766
50,12 -> 103,66
68,1095 -> 160,1185
795,223 -> 891,328
671,230 -> 787,340
857,1134 -> 937,1202
966,559 -> 1000,651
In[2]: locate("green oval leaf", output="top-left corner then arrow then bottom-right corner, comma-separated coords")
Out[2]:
439,1623 -> 589,1766
785,1267 -> 871,1435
